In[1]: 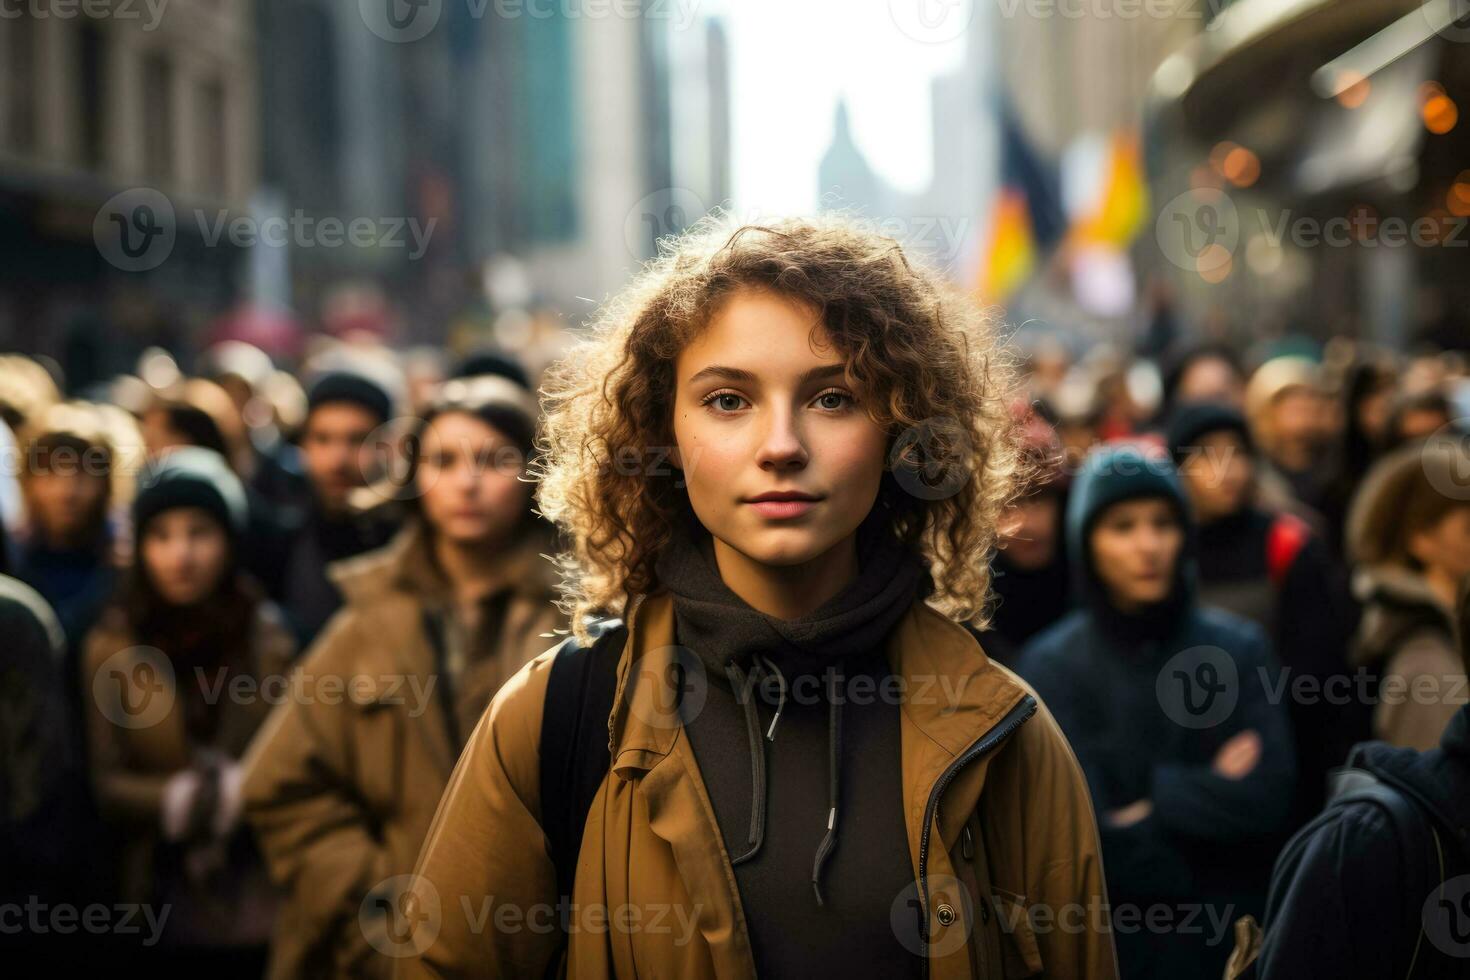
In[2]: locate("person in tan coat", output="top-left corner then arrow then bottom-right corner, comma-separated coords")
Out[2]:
396,216 -> 1119,979
83,446 -> 294,970
241,373 -> 566,979
1346,435 -> 1470,750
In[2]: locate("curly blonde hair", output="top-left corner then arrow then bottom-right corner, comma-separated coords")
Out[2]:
534,213 -> 1029,642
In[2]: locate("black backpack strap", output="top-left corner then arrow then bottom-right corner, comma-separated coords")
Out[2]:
1326,769 -> 1443,976
538,618 -> 627,939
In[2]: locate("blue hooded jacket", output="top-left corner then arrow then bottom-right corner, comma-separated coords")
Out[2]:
1017,445 -> 1297,978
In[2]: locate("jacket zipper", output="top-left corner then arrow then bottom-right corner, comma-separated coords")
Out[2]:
917,693 -> 1038,969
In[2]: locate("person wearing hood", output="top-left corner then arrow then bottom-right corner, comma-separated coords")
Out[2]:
0,574 -> 93,958
82,447 -> 295,970
241,373 -> 566,979
397,216 -> 1117,979
279,365 -> 403,646
1017,442 -> 1296,980
1167,402 -> 1363,818
1244,576 -> 1470,979
1345,435 -> 1470,750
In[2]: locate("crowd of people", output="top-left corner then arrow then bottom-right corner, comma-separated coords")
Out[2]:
0,213 -> 1467,978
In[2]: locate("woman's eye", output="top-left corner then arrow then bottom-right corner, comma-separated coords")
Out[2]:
814,390 -> 853,411
702,392 -> 746,413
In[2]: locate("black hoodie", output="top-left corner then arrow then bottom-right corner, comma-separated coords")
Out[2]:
1257,706 -> 1470,978
653,498 -> 931,978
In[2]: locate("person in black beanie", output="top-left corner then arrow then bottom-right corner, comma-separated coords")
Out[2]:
279,367 -> 402,646
1167,401 -> 1364,820
82,447 -> 295,971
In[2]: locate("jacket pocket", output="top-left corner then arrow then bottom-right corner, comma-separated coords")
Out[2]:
991,887 -> 1043,979
353,699 -> 405,819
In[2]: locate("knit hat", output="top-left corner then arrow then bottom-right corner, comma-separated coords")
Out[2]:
306,369 -> 394,426
451,349 -> 532,390
133,447 -> 248,538
1165,401 -> 1255,466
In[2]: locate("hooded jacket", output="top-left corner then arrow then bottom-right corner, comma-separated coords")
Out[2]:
1253,705 -> 1470,979
395,516 -> 1119,979
1017,445 -> 1297,980
241,518 -> 565,979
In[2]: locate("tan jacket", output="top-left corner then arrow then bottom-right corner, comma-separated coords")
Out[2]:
395,590 -> 1118,979
82,597 -> 296,941
241,520 -> 566,979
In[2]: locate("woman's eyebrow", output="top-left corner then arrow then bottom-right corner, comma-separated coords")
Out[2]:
685,363 -> 847,387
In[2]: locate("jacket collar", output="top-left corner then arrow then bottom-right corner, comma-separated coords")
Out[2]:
608,588 -> 1031,853
329,517 -> 559,610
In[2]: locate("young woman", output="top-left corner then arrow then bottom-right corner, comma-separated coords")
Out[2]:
241,373 -> 565,979
1167,401 -> 1363,817
82,446 -> 294,972
1346,436 -> 1470,750
1017,443 -> 1296,980
400,217 -> 1118,979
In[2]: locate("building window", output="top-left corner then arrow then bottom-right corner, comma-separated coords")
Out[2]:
143,52 -> 174,182
199,80 -> 228,196
78,23 -> 106,169
7,16 -> 37,154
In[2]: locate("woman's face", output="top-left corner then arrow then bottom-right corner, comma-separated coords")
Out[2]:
140,507 -> 230,607
1410,505 -> 1470,585
671,288 -> 889,570
1179,430 -> 1253,523
1089,497 -> 1183,611
415,411 -> 530,546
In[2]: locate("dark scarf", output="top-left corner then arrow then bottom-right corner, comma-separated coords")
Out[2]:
652,498 -> 931,905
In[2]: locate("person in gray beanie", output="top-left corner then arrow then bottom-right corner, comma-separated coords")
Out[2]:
81,446 -> 295,970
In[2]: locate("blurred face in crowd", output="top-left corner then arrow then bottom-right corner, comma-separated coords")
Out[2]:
1269,387 -> 1326,463
416,411 -> 531,547
1179,430 -> 1253,523
26,444 -> 110,548
140,507 -> 231,607
671,288 -> 888,592
1177,356 -> 1244,409
1408,505 -> 1470,587
999,492 -> 1061,571
1396,406 -> 1452,446
1090,497 -> 1183,611
300,401 -> 381,512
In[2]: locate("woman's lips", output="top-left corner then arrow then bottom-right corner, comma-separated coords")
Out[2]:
746,498 -> 818,519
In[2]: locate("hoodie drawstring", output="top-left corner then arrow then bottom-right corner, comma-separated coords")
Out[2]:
723,655 -> 844,906
811,665 -> 843,906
